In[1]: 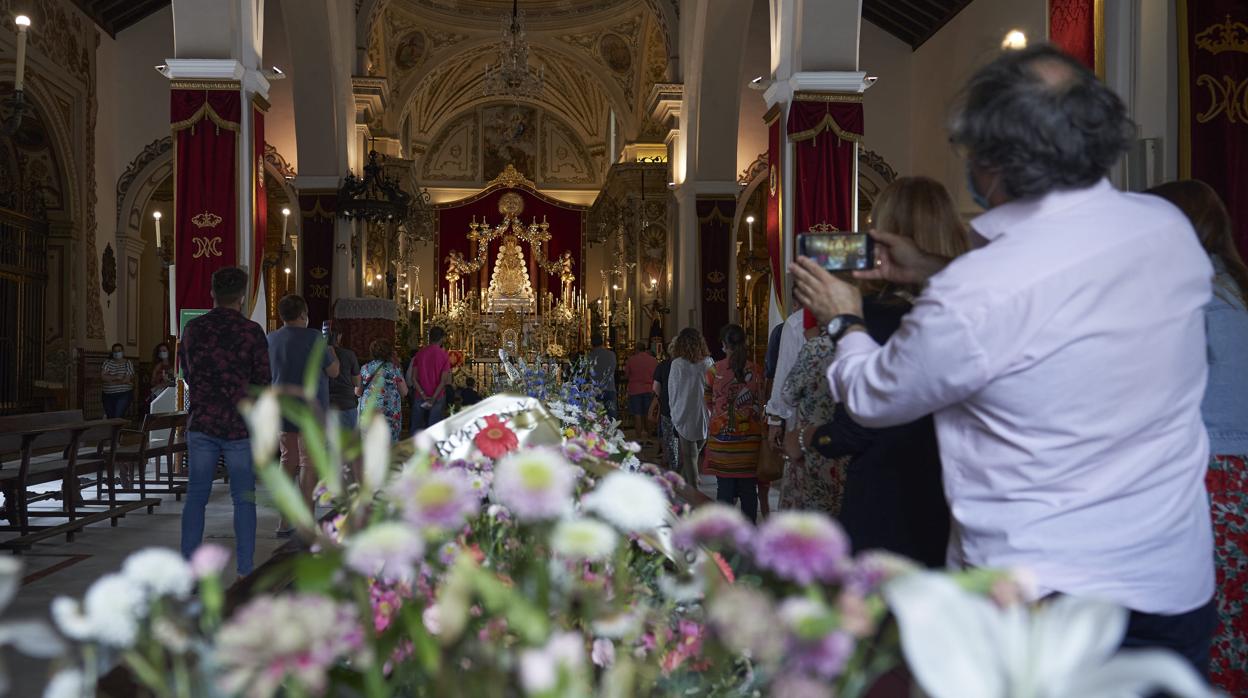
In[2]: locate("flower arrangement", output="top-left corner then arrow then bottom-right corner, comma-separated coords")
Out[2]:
28,386 -> 1217,698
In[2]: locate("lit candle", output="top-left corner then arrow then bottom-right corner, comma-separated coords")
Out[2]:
281,207 -> 291,244
14,15 -> 30,92
152,210 -> 162,249
746,215 -> 756,252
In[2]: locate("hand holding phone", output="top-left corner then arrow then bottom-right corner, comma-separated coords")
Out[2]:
797,231 -> 874,273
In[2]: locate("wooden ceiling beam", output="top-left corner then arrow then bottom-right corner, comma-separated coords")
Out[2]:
108,0 -> 169,36
909,0 -> 975,49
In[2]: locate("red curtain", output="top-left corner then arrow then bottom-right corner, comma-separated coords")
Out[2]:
172,89 -> 241,317
1180,1 -> 1248,262
1050,0 -> 1097,71
300,193 -> 337,328
697,198 -> 734,359
251,103 -> 267,310
436,187 -> 585,301
787,100 -> 863,235
765,109 -> 784,315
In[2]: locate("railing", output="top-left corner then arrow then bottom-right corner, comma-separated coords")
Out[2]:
0,192 -> 49,415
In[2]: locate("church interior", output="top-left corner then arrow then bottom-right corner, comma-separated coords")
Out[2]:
0,0 -> 1244,695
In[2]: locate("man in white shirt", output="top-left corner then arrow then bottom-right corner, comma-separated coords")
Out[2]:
792,46 -> 1216,673
765,306 -> 806,448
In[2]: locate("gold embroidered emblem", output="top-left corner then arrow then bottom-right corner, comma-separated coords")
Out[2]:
768,164 -> 778,197
1195,15 -> 1248,55
191,236 -> 223,259
808,222 -> 839,233
192,212 -> 223,229
707,271 -> 726,284
310,266 -> 329,280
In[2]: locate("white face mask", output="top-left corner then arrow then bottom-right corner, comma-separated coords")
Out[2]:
158,350 -> 169,360
112,351 -> 123,359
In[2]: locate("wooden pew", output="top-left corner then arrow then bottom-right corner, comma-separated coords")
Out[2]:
0,412 -> 161,551
113,411 -> 189,501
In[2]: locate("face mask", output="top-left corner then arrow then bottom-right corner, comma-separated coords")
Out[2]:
966,164 -> 997,210
112,351 -> 123,359
158,350 -> 169,360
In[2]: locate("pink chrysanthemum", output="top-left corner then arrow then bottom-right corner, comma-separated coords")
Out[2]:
751,512 -> 848,585
672,503 -> 754,550
393,467 -> 481,532
490,448 -> 577,522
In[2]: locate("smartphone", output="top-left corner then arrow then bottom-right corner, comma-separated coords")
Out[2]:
797,231 -> 874,273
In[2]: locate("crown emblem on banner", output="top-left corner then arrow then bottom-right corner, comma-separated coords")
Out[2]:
808,222 -> 840,233
706,271 -> 726,284
310,266 -> 329,280
192,211 -> 224,229
1196,15 -> 1248,54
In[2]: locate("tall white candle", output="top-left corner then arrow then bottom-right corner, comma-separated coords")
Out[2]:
281,207 -> 291,244
14,16 -> 30,92
152,211 -> 162,249
746,215 -> 756,252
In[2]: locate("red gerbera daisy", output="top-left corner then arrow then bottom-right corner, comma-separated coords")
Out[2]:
474,415 -> 518,459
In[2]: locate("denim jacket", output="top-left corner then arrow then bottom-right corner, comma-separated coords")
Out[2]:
1203,256 -> 1248,455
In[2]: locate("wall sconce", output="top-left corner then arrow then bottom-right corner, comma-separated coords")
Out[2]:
1002,30 -> 1027,50
152,210 -> 163,249
2,15 -> 33,136
281,207 -> 291,244
745,214 -> 756,252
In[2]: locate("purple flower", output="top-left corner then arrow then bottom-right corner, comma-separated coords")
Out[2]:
842,550 -> 920,595
190,544 -> 231,579
491,448 -> 577,522
752,512 -> 848,585
672,503 -> 754,550
789,631 -> 854,680
768,675 -> 835,698
393,467 -> 481,532
344,522 -> 426,582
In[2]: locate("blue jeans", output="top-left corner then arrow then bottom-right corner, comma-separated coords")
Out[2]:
338,408 -> 359,431
182,432 -> 256,576
101,390 -> 133,420
411,397 -> 446,436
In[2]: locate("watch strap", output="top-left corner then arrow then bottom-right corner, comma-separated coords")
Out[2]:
828,314 -> 866,343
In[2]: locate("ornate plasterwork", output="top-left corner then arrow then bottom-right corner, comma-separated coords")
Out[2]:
264,143 -> 297,180
554,13 -> 643,108
422,110 -> 481,181
116,136 -> 172,215
540,118 -> 595,185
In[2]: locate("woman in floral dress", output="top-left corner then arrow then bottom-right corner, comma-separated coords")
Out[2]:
704,324 -> 766,522
357,339 -> 409,442
779,323 -> 845,514
1149,180 -> 1248,694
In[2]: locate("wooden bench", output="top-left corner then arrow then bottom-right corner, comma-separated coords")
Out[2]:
113,411 -> 189,501
0,411 -> 161,551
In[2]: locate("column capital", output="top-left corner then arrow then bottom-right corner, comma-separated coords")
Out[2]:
764,71 -> 874,107
160,59 -> 272,100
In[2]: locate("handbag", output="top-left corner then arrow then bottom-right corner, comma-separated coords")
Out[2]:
756,438 -> 785,482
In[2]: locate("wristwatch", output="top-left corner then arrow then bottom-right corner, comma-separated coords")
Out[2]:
826,314 -> 866,343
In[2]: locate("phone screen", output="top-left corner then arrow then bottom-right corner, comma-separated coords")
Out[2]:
797,232 -> 873,272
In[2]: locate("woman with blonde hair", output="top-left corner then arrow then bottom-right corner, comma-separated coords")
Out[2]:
794,176 -> 964,564
667,327 -> 712,487
1148,179 -> 1248,694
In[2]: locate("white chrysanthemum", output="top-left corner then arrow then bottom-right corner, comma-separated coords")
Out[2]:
50,597 -> 93,641
80,573 -> 147,647
344,522 -> 425,582
122,548 -> 194,599
581,470 -> 668,532
243,389 -> 281,466
42,669 -> 83,698
550,518 -> 619,562
491,449 -> 577,522
361,415 -> 394,493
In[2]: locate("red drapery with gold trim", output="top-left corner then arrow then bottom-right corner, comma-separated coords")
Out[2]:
1049,0 -> 1100,72
787,100 -> 862,236
697,198 -> 734,358
251,103 -> 267,310
300,193 -> 337,328
1180,1 -> 1248,262
173,89 -> 240,317
765,110 -> 784,314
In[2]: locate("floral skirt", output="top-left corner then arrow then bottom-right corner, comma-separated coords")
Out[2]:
1208,453 -> 1248,696
778,449 -> 847,516
658,416 -> 679,472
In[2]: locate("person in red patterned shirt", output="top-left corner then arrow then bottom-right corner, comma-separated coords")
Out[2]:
178,266 -> 271,576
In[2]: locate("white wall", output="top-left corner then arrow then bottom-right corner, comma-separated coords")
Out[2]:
859,19 -> 913,177
263,0 -> 298,172
909,0 -> 1047,213
114,7 -> 176,180
736,0 -> 770,181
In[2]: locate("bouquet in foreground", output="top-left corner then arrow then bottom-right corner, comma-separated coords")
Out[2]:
25,387 -> 1219,698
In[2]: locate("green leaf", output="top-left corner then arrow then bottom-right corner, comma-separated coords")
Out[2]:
467,563 -> 549,644
400,603 -> 442,674
258,463 -> 315,530
294,552 -> 342,594
303,338 -> 326,400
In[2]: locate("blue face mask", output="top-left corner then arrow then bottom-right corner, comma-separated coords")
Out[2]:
966,165 -> 995,210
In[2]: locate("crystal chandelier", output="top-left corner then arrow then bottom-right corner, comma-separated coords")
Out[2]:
481,0 -> 544,99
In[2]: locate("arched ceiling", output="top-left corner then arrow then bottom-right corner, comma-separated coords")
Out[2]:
370,0 -> 671,180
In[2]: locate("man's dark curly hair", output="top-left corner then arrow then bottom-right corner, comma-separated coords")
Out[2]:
949,44 -> 1135,200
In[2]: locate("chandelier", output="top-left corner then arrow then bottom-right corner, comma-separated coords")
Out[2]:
337,150 -> 411,223
481,0 -> 544,99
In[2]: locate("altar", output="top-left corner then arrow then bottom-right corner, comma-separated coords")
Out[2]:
422,166 -> 631,360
